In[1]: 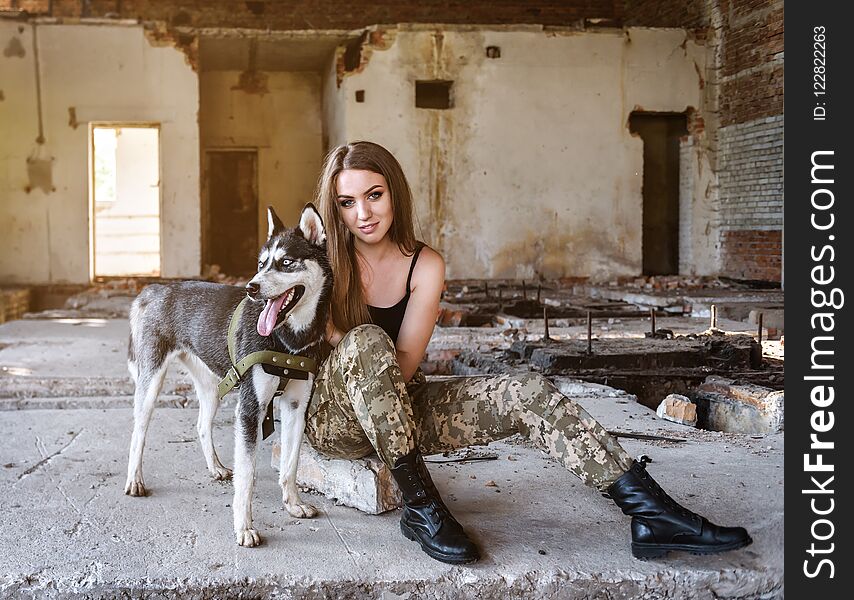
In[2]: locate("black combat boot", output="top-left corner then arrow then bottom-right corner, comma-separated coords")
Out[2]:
389,448 -> 480,564
607,459 -> 753,559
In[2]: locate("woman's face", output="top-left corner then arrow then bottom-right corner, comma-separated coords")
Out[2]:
335,169 -> 393,246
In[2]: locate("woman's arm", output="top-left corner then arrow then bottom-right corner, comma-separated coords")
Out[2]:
395,246 -> 445,383
325,314 -> 346,348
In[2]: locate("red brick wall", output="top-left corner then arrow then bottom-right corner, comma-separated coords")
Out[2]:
719,0 -> 784,127
721,230 -> 781,282
715,0 -> 784,283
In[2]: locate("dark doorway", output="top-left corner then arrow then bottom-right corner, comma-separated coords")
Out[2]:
204,150 -> 258,276
629,113 -> 687,276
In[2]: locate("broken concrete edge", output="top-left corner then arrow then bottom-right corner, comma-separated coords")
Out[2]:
698,375 -> 783,410
637,377 -> 784,434
273,440 -> 402,515
0,378 -> 198,401
0,394 -> 238,411
0,567 -> 785,600
695,377 -> 784,433
692,391 -> 784,435
552,377 -> 638,401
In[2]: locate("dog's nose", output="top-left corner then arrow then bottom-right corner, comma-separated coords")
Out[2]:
245,282 -> 260,299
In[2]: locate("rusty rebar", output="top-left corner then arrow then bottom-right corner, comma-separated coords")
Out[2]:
522,280 -> 527,300
537,284 -> 541,304
758,312 -> 764,344
650,307 -> 656,336
543,306 -> 551,341
711,304 -> 717,329
587,310 -> 592,354
484,281 -> 489,298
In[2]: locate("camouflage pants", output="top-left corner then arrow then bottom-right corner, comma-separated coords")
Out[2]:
305,324 -> 633,490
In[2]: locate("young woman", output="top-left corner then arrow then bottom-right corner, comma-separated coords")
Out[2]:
305,141 -> 752,565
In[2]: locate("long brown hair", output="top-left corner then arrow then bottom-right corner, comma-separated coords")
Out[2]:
315,141 -> 419,332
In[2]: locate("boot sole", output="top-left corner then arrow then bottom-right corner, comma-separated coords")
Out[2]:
632,535 -> 754,560
400,521 -> 479,565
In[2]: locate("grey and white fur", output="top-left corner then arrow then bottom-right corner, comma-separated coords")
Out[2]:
124,203 -> 332,547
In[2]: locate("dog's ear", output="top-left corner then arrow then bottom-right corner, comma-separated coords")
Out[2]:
267,206 -> 285,240
299,203 -> 326,246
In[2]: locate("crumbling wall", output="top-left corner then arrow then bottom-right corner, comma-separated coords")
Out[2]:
1,1 -> 782,284
623,0 -> 709,31
626,0 -> 784,283
328,26 -> 707,280
0,21 -> 199,283
199,70 -> 324,248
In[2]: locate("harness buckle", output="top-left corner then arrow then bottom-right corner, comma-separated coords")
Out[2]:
228,366 -> 241,387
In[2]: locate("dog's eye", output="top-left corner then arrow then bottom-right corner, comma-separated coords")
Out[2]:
281,259 -> 293,266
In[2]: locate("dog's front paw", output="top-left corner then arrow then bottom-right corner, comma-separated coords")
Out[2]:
284,501 -> 318,518
235,528 -> 262,547
124,480 -> 146,497
211,465 -> 233,481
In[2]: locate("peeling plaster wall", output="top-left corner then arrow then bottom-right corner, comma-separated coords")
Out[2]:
679,133 -> 719,276
322,46 -> 347,152
0,22 -> 199,284
199,71 -> 323,248
687,137 -> 718,276
327,27 -> 708,280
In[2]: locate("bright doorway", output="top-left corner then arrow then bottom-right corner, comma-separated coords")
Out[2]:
90,125 -> 161,278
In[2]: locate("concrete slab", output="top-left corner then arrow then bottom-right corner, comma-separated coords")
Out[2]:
272,439 -> 403,515
573,283 -> 783,317
0,400 -> 783,599
0,318 -> 204,402
693,377 -> 784,434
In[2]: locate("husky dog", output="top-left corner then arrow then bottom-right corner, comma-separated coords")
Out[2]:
124,204 -> 332,547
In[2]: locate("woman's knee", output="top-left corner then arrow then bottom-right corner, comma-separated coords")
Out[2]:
506,371 -> 563,413
335,323 -> 400,381
511,371 -> 554,395
340,324 -> 394,354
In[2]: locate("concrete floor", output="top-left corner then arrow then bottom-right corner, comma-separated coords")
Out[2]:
0,315 -> 784,599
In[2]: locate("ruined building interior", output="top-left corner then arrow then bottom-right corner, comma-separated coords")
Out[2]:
0,1 -> 783,598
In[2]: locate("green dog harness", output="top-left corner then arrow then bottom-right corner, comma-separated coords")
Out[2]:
217,297 -> 318,438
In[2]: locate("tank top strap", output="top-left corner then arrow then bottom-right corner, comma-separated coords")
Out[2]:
405,242 -> 426,296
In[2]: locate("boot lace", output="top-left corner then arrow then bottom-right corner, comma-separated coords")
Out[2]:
636,461 -> 695,519
410,462 -> 454,526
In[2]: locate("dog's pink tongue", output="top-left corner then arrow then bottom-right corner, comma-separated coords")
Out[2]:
257,293 -> 288,337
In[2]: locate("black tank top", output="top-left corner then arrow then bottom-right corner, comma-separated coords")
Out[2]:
367,243 -> 425,344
